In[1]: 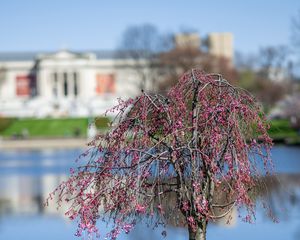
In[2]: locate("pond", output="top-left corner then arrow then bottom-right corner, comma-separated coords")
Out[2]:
0,145 -> 299,240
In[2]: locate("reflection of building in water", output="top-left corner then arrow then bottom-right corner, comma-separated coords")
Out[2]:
0,174 -> 68,215
1,168 -> 299,229
214,205 -> 237,227
0,175 -> 39,214
42,174 -> 69,214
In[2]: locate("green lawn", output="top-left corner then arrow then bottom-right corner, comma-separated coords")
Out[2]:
268,119 -> 298,138
0,117 -> 299,142
268,119 -> 300,143
0,117 -> 110,138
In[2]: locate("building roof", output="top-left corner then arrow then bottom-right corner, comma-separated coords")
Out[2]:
0,52 -> 38,62
0,50 -> 122,62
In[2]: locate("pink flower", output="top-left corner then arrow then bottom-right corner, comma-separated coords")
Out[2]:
123,224 -> 134,234
187,216 -> 195,224
182,201 -> 190,212
135,204 -> 146,214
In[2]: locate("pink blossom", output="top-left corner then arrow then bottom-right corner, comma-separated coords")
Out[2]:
135,204 -> 146,214
123,224 -> 134,234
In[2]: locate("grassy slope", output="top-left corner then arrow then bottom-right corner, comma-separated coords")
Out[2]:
0,118 -> 89,138
0,117 -> 299,142
268,119 -> 300,143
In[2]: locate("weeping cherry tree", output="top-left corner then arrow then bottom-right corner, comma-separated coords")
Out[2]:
48,69 -> 273,240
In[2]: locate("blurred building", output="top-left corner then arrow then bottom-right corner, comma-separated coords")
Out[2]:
174,32 -> 234,65
208,32 -> 234,65
0,32 -> 234,117
265,67 -> 289,83
0,50 -> 143,117
269,93 -> 300,125
174,33 -> 201,49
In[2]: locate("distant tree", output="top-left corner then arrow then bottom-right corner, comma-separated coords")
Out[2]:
48,70 -> 273,240
235,47 -> 290,110
238,69 -> 286,111
258,46 -> 290,81
235,52 -> 257,70
118,26 -> 238,94
117,24 -> 170,92
158,46 -> 203,92
158,44 -> 238,93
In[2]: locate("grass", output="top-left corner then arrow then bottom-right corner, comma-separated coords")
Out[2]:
0,117 -> 110,138
0,117 -> 299,143
268,119 -> 300,144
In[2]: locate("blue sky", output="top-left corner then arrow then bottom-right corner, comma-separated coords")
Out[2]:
0,0 -> 299,54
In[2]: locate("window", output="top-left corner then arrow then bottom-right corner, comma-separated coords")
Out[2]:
96,74 -> 115,94
16,74 -> 36,97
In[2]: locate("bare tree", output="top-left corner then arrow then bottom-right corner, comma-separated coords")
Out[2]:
258,46 -> 290,81
235,47 -> 291,110
117,24 -> 170,92
158,46 -> 238,93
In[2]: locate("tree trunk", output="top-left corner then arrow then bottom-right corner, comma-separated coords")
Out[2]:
188,223 -> 207,240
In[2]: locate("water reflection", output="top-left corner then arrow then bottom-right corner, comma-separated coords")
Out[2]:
0,146 -> 299,240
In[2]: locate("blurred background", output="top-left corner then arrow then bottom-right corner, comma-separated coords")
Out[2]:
0,0 -> 300,239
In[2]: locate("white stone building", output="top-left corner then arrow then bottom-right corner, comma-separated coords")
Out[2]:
0,32 -> 234,118
0,50 -> 144,117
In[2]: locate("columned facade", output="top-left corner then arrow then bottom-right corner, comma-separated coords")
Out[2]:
50,71 -> 79,99
0,50 -> 143,117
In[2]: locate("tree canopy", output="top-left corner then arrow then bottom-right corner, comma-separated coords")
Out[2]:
48,69 -> 273,240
